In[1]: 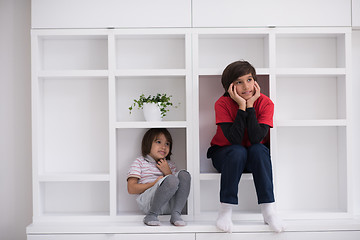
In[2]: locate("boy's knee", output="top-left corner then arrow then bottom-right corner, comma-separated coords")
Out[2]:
222,146 -> 248,171
248,144 -> 268,156
248,144 -> 271,167
226,145 -> 247,165
227,145 -> 247,159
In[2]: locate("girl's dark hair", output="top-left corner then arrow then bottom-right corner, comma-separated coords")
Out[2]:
141,128 -> 173,160
221,60 -> 257,96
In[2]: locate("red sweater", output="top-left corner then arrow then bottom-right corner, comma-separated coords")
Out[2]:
210,93 -> 274,147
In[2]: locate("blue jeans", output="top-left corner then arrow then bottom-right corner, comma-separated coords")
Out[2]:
211,144 -> 275,205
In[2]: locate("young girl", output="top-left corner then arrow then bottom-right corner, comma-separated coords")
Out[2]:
127,128 -> 191,226
207,61 -> 283,233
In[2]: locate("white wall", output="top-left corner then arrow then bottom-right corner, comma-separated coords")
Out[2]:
352,30 -> 360,215
0,0 -> 32,240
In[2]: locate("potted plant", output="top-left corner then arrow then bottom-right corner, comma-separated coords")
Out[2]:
129,93 -> 178,121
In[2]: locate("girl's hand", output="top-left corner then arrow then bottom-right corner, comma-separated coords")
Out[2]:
127,176 -> 164,194
228,83 -> 246,111
155,176 -> 164,183
156,159 -> 172,176
247,81 -> 261,108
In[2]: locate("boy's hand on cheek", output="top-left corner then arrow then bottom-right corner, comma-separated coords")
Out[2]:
247,81 -> 261,108
156,159 -> 172,176
228,83 -> 246,111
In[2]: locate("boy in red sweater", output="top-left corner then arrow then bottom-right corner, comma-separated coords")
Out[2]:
207,61 -> 283,233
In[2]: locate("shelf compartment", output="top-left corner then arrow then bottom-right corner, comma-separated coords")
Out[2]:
37,77 -> 109,174
278,210 -> 351,220
115,121 -> 187,129
276,75 -> 346,121
116,128 -> 187,215
276,68 -> 346,76
200,173 -> 253,181
199,179 -> 259,213
116,76 -> 186,122
198,34 -> 269,70
38,173 -> 110,182
39,181 -> 110,216
38,70 -> 109,78
198,75 -> 270,173
276,33 -> 346,68
198,68 -> 270,76
38,35 -> 108,71
275,126 -> 348,214
115,35 -> 185,70
276,119 -> 347,127
115,69 -> 186,77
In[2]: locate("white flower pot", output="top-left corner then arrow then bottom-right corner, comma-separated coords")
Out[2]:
142,103 -> 162,121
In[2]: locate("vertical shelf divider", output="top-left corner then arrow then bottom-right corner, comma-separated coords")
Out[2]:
108,31 -> 117,217
344,30 -> 353,215
31,30 -> 41,221
185,30 -> 195,217
191,32 -> 201,217
268,29 -> 279,199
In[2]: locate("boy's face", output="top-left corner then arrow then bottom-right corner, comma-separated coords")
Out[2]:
233,73 -> 255,100
149,133 -> 170,161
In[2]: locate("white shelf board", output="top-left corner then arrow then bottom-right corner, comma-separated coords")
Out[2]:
276,119 -> 347,127
32,213 -> 112,224
275,68 -> 346,76
32,29 -> 111,36
115,69 -> 186,77
115,121 -> 188,129
38,173 -> 110,182
200,173 -> 253,181
195,28 -> 271,35
274,27 -> 351,35
278,210 -> 352,220
26,218 -> 360,234
198,68 -> 270,76
38,70 -> 109,78
113,28 -> 191,35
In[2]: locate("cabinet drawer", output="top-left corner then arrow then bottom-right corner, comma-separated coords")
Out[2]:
28,235 -> 111,240
28,233 -> 195,240
196,231 -> 360,240
112,233 -> 195,240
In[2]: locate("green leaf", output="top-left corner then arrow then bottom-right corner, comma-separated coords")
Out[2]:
128,93 -> 178,118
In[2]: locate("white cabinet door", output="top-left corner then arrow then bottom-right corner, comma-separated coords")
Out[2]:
193,0 -> 351,27
28,233 -> 195,240
32,0 -> 191,28
112,233 -> 195,240
353,0 -> 360,28
28,235 -> 111,240
196,231 -> 360,240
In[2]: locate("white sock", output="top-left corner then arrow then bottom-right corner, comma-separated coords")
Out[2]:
260,203 -> 284,233
216,203 -> 233,233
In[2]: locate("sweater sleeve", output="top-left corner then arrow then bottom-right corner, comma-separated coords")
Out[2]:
219,109 -> 247,145
246,107 -> 270,144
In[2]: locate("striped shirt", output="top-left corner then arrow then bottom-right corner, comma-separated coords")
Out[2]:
127,155 -> 177,184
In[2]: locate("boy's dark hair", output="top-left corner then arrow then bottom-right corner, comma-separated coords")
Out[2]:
221,60 -> 257,96
141,128 -> 173,160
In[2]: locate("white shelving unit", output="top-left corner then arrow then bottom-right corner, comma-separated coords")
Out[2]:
193,27 -> 352,220
112,29 -> 193,219
31,29 -> 193,222
29,26 -> 357,239
273,28 -> 352,219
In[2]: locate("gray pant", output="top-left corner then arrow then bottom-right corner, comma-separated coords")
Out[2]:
136,170 -> 191,215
